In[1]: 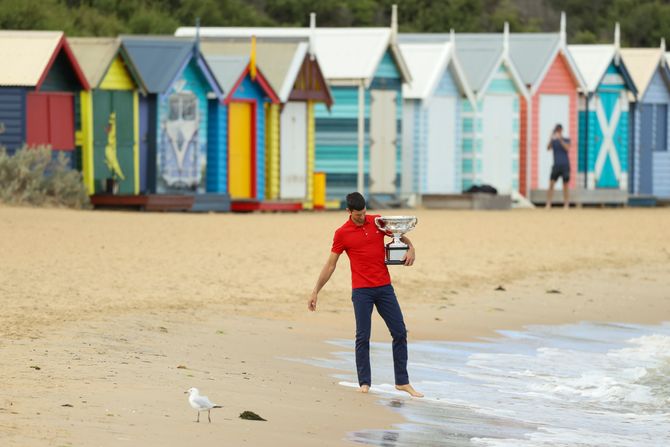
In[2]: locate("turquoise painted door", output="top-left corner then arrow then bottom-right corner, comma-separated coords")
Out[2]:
593,91 -> 627,188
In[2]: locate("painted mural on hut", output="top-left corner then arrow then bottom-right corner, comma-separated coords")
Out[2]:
156,61 -> 209,193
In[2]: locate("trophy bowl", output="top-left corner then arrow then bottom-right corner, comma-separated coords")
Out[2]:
374,216 -> 418,265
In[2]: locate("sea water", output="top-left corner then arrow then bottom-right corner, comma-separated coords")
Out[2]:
304,322 -> 670,446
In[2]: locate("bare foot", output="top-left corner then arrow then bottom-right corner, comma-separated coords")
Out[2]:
359,384 -> 370,393
395,384 -> 424,398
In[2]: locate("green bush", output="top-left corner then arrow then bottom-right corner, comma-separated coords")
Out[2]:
0,145 -> 91,209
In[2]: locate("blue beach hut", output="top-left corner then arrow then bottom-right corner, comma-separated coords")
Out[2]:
204,47 -> 281,206
398,34 -> 475,197
621,43 -> 670,198
122,36 -> 223,194
569,25 -> 637,191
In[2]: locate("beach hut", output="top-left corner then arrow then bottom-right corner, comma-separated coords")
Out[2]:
508,14 -> 586,196
122,36 -> 223,194
176,6 -> 412,203
621,43 -> 670,198
199,34 -> 333,208
398,34 -> 475,197
0,31 -> 89,162
569,25 -> 637,191
204,44 -> 281,205
68,38 -> 147,195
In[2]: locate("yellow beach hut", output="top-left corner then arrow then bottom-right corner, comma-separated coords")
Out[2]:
68,37 -> 146,195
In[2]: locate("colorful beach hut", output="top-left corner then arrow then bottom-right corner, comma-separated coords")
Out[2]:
398,34 -> 475,197
68,38 -> 146,195
454,27 -> 529,193
569,25 -> 637,190
199,36 -> 332,208
205,48 -> 280,203
0,31 -> 89,162
509,14 -> 586,196
122,36 -> 223,194
176,6 -> 412,203
621,43 -> 670,198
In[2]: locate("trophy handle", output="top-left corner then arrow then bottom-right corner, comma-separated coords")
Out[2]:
374,216 -> 384,228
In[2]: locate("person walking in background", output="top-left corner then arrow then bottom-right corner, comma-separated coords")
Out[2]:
546,124 -> 571,208
308,192 -> 423,398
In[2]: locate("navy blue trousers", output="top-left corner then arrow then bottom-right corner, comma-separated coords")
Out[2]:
351,284 -> 409,387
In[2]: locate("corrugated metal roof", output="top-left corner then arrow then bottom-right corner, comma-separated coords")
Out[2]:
568,45 -> 616,93
68,37 -> 119,88
508,33 -> 560,86
399,42 -> 452,100
205,55 -> 249,94
121,36 -> 194,93
0,31 -> 62,86
620,48 -> 664,96
176,27 -> 409,84
200,39 -> 306,102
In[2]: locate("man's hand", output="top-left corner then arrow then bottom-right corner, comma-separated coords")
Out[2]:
403,246 -> 416,266
308,291 -> 318,311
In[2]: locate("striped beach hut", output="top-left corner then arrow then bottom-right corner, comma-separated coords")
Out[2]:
398,34 -> 475,197
122,36 -> 223,194
199,35 -> 332,207
569,25 -> 637,190
509,14 -> 586,196
621,43 -> 670,198
205,47 -> 280,202
176,6 -> 412,203
456,27 -> 529,193
0,31 -> 89,162
68,38 -> 147,195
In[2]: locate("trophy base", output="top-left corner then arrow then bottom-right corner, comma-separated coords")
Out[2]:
385,245 -> 408,266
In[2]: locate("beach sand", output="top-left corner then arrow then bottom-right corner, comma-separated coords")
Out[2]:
0,205 -> 669,446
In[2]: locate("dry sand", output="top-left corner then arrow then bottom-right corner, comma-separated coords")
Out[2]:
0,205 -> 669,446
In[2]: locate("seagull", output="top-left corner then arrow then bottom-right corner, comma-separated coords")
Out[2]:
185,387 -> 222,423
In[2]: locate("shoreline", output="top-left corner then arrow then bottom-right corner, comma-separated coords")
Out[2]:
1,206 -> 669,445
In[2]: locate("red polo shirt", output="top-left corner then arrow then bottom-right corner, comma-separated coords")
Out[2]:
331,214 -> 391,289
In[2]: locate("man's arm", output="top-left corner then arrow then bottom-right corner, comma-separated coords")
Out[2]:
308,251 -> 341,311
560,138 -> 570,152
400,235 -> 415,266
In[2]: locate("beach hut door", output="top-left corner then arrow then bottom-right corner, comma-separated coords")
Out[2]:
280,102 -> 307,199
482,95 -> 514,193
369,90 -> 397,194
427,96 -> 457,193
229,102 -> 253,199
539,94 -> 570,190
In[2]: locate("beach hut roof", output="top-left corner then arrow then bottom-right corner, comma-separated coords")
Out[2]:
199,39 -> 309,103
0,30 -> 89,90
508,33 -> 560,86
205,55 -> 250,94
121,36 -> 222,98
400,32 -> 527,100
176,27 -> 411,86
68,37 -> 147,93
205,54 -> 280,104
568,44 -> 637,95
397,41 -> 474,106
620,48 -> 668,96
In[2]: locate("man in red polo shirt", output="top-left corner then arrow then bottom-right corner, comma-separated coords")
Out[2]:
308,192 -> 423,398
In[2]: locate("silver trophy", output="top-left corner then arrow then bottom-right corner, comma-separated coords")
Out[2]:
374,216 -> 418,265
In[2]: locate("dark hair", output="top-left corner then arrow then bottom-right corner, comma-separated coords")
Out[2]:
346,192 -> 366,211
553,124 -> 563,133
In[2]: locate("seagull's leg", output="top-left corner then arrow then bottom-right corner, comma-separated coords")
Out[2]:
208,409 -> 211,423
196,411 -> 200,423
